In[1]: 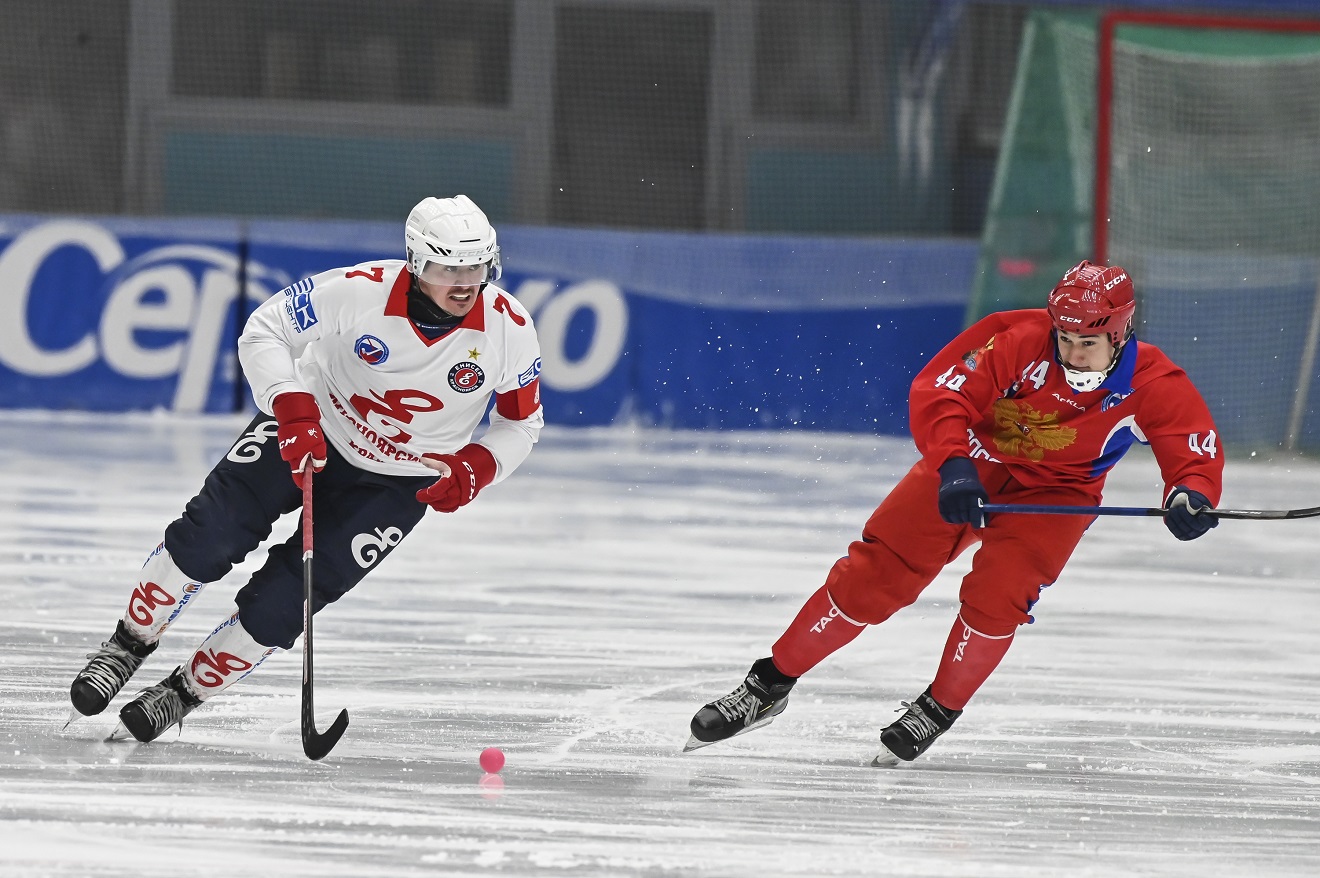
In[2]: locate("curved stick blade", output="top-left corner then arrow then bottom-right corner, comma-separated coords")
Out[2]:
303,709 -> 350,761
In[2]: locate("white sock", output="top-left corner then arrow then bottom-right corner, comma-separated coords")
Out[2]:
122,542 -> 207,644
180,611 -> 279,701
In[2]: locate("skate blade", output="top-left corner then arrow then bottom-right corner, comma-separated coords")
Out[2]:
682,713 -> 779,753
869,742 -> 905,767
682,734 -> 714,752
104,722 -> 136,743
62,707 -> 84,731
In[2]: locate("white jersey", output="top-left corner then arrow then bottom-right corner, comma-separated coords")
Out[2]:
239,260 -> 543,480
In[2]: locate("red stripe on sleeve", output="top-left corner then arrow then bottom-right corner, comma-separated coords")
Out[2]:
496,378 -> 541,420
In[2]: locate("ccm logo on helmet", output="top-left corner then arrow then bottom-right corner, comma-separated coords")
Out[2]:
1104,272 -> 1129,291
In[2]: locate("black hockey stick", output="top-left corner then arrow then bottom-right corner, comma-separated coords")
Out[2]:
982,502 -> 1320,520
301,466 -> 349,760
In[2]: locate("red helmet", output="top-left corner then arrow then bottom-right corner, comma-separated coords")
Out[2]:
1046,260 -> 1136,348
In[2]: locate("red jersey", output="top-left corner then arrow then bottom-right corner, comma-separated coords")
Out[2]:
909,309 -> 1223,504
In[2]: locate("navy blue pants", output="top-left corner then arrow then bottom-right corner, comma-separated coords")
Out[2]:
164,414 -> 434,649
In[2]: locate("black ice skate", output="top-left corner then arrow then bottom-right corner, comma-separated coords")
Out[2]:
69,620 -> 158,717
871,687 -> 962,766
113,667 -> 203,743
684,657 -> 796,751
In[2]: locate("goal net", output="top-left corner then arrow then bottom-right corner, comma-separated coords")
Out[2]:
973,10 -> 1320,453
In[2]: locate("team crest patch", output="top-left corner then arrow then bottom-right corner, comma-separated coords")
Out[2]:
1101,391 -> 1129,411
961,336 -> 995,370
449,361 -> 485,393
355,335 -> 389,365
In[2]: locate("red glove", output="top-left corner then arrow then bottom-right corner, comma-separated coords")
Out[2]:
416,444 -> 497,513
271,392 -> 327,489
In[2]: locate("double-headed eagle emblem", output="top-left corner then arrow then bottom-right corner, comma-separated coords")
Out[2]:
991,399 -> 1077,461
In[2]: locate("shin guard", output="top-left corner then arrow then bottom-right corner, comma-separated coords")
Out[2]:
771,586 -> 866,678
123,542 -> 208,644
180,611 -> 279,702
929,614 -> 1014,711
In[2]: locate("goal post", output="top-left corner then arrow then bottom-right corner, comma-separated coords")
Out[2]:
973,9 -> 1320,453
1092,10 -> 1320,263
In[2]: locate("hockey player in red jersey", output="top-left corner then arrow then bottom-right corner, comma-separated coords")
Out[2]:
69,195 -> 544,744
686,260 -> 1223,764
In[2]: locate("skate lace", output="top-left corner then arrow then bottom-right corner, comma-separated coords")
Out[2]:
894,701 -> 942,741
131,681 -> 189,734
711,684 -> 760,724
78,640 -> 143,701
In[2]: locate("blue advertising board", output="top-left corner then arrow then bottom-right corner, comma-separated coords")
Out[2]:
0,215 -> 975,434
0,217 -> 252,412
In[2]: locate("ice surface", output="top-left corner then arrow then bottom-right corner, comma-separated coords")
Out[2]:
1,411 -> 1317,877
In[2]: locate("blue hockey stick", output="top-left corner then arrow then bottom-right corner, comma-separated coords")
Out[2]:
982,503 -> 1320,521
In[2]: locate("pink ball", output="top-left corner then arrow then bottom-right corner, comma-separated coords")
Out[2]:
479,747 -> 505,774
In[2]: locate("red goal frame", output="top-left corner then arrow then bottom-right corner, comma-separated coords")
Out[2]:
1093,10 -> 1320,263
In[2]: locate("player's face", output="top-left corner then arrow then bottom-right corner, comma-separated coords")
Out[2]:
416,262 -> 490,317
1055,330 -> 1115,373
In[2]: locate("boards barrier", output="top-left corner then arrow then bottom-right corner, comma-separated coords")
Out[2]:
0,215 -> 973,434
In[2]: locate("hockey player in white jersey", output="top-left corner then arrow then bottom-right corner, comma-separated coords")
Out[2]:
69,195 -> 544,744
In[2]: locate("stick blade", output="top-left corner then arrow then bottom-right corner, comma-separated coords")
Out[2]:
302,709 -> 350,761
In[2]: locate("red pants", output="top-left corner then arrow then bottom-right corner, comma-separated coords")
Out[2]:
771,457 -> 1098,684
826,458 -> 1095,636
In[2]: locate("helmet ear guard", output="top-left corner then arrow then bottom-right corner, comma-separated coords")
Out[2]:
1046,260 -> 1135,349
405,194 -> 501,285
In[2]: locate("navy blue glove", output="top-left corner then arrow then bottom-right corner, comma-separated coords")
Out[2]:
1164,487 -> 1218,541
937,457 -> 988,528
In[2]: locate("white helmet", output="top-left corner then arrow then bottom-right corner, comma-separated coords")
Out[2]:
404,194 -> 502,287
